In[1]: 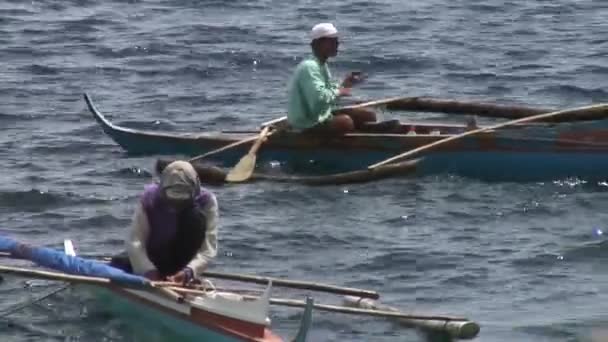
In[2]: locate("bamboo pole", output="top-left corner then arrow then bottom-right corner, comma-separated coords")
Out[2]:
0,251 -> 111,259
166,286 -> 468,322
0,264 -> 117,286
343,296 -> 480,340
199,270 -> 380,300
338,96 -> 409,111
262,96 -> 410,129
0,253 -> 380,300
369,103 -> 608,169
384,96 -> 552,119
0,264 -> 189,303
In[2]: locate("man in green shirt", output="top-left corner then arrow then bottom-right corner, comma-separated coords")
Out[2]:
287,23 -> 377,134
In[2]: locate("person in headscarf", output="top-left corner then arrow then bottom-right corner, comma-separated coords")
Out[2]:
110,160 -> 218,284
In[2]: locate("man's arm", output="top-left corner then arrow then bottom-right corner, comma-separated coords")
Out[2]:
186,195 -> 219,277
299,62 -> 341,118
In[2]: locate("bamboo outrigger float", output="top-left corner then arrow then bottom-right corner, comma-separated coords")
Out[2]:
85,93 -> 608,182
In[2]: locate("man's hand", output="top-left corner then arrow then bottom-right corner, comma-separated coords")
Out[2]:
168,268 -> 194,285
338,87 -> 352,97
341,71 -> 364,88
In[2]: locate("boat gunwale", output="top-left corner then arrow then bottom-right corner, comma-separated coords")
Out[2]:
85,93 -> 604,149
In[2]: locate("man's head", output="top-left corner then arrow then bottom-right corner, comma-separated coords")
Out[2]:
310,23 -> 339,59
159,160 -> 200,208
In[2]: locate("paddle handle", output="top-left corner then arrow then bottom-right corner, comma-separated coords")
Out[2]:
369,103 -> 608,169
189,136 -> 260,163
249,126 -> 271,154
189,117 -> 286,163
260,116 -> 287,129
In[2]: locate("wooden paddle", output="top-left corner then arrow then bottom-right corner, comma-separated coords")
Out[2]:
188,135 -> 266,164
369,103 -> 608,169
187,95 -> 416,171
224,125 -> 273,182
188,116 -> 287,164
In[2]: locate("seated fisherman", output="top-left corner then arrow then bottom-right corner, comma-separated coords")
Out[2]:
287,22 -> 377,134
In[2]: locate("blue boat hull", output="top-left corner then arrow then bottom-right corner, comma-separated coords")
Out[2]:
85,93 -> 608,182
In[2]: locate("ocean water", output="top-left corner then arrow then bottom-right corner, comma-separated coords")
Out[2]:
1,0 -> 607,341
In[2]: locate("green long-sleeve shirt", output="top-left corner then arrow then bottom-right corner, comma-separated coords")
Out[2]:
287,56 -> 340,131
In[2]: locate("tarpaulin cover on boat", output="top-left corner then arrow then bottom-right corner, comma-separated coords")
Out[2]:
0,236 -> 148,286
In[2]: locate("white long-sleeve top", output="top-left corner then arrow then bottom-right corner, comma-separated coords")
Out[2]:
126,195 -> 219,277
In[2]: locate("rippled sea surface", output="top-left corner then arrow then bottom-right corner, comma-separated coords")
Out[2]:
1,1 -> 607,341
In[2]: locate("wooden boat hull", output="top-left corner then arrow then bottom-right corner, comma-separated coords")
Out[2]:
81,284 -> 314,342
58,239 -> 313,342
85,94 -> 608,181
85,285 -> 249,342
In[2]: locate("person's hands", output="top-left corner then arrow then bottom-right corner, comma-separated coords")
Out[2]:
168,268 -> 194,285
338,87 -> 352,97
341,71 -> 364,88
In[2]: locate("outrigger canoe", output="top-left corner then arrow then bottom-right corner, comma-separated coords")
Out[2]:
0,236 -> 312,342
63,241 -> 312,342
84,93 -> 608,181
0,236 -> 481,339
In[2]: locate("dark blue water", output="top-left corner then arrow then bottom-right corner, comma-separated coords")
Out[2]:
1,0 -> 608,341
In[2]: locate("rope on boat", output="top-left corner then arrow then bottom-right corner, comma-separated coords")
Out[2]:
200,278 -> 216,292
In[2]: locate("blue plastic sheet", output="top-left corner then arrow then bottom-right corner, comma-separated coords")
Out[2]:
0,236 -> 148,287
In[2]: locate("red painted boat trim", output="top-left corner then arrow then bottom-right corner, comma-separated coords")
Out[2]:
191,305 -> 265,338
107,286 -> 284,342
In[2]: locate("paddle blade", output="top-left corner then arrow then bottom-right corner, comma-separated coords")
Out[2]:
225,153 -> 256,182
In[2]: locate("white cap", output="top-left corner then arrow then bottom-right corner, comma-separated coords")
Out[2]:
310,23 -> 338,41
